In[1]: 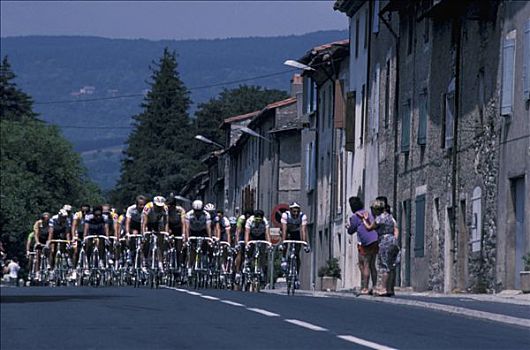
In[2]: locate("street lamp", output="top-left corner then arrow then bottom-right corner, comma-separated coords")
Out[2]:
232,124 -> 271,142
284,59 -> 315,71
194,135 -> 224,149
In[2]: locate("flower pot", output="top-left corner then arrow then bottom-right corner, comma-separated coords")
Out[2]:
321,276 -> 337,292
520,271 -> 530,293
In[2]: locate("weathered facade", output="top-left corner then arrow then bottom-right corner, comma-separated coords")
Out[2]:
335,0 -> 530,293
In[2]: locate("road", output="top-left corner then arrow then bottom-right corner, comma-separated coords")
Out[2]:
1,286 -> 529,350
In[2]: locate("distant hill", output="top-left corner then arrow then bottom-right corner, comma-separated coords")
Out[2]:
1,31 -> 347,190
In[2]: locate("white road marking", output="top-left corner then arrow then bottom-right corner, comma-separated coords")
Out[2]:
201,295 -> 220,301
284,319 -> 328,331
220,300 -> 245,307
246,308 -> 280,317
337,335 -> 397,350
185,291 -> 202,296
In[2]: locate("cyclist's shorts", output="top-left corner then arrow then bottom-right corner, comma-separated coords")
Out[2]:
169,224 -> 182,236
286,232 -> 301,241
129,220 -> 142,233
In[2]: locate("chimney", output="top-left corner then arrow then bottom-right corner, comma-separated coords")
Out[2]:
290,74 -> 303,97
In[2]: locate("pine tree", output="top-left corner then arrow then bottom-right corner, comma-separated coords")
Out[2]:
194,85 -> 289,158
0,56 -> 37,121
113,48 -> 199,206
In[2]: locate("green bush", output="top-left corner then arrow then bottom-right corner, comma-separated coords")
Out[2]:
318,258 -> 341,279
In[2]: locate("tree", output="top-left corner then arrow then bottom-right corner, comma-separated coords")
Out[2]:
193,85 -> 289,157
0,56 -> 103,265
112,48 -> 200,206
0,56 -> 37,121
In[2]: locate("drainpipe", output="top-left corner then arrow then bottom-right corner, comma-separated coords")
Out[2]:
379,9 -> 400,217
451,16 -> 463,283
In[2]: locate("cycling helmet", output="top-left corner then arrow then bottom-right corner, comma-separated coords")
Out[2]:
289,202 -> 301,209
41,212 -> 50,219
62,204 -> 72,212
153,196 -> 166,207
204,203 -> 216,212
254,209 -> 265,218
58,209 -> 69,217
229,216 -> 237,225
192,200 -> 204,211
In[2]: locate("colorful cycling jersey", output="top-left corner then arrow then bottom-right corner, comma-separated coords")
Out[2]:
33,219 -> 49,242
73,211 -> 89,236
106,211 -> 118,236
142,202 -> 168,232
215,216 -> 231,241
27,232 -> 36,251
185,210 -> 211,237
126,205 -> 143,224
236,215 -> 247,230
117,214 -> 126,237
168,206 -> 186,235
245,216 -> 269,240
281,211 -> 307,239
84,213 -> 109,236
49,215 -> 72,240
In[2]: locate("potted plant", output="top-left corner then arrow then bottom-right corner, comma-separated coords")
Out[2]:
521,252 -> 530,293
318,258 -> 341,291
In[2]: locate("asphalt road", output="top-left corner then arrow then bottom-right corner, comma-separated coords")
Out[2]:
1,286 -> 529,350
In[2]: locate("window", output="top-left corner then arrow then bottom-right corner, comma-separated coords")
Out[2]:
355,17 -> 360,58
417,89 -> 428,145
373,0 -> 380,34
414,194 -> 426,257
304,77 -> 317,114
523,19 -> 530,101
470,187 -> 482,253
384,59 -> 390,128
334,80 -> 345,129
345,91 -> 356,151
401,99 -> 411,153
501,30 -> 516,116
424,18 -> 430,44
445,79 -> 455,148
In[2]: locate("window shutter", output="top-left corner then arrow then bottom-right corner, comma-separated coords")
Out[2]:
523,19 -> 530,101
417,90 -> 428,145
373,0 -> 380,34
401,100 -> 411,153
414,194 -> 426,257
345,91 -> 356,151
334,80 -> 345,129
501,30 -> 516,116
372,64 -> 380,139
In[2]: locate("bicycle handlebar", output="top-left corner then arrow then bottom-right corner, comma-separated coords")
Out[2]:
246,240 -> 272,247
83,235 -> 110,242
143,231 -> 171,236
282,240 -> 308,246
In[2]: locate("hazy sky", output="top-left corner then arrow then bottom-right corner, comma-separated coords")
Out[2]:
1,1 -> 347,40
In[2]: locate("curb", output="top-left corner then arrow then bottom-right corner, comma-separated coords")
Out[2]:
262,289 -> 530,329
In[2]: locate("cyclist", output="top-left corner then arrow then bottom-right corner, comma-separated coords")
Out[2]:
33,212 -> 50,275
142,196 -> 169,269
215,209 -> 232,275
244,209 -> 271,283
204,203 -> 216,237
184,200 -> 212,276
234,210 -> 252,280
83,205 -> 110,268
71,204 -> 91,267
125,195 -> 146,235
280,202 -> 309,275
167,196 -> 186,268
48,209 -> 72,269
62,204 -> 73,226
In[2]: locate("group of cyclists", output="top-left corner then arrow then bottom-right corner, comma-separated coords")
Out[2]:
25,195 -> 310,292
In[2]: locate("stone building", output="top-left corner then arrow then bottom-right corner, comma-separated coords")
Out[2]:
335,0 -> 530,292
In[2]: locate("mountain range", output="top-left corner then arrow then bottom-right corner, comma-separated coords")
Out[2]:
1,30 -> 348,190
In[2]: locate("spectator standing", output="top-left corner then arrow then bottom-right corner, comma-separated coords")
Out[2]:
347,197 -> 378,295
